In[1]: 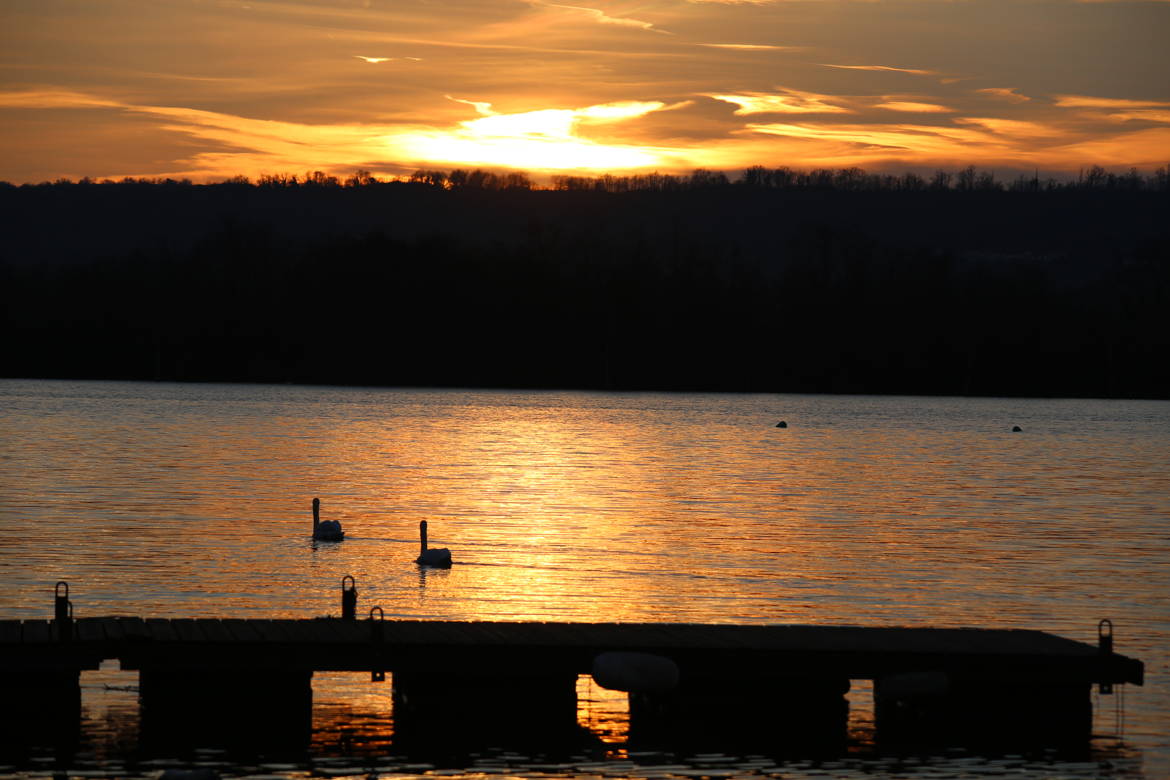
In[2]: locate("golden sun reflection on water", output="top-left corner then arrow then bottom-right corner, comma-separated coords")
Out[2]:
577,675 -> 630,745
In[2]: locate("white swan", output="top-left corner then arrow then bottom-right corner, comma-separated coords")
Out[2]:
415,520 -> 452,567
312,497 -> 344,541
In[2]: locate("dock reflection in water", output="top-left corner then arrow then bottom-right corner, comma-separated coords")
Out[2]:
61,665 -> 1143,779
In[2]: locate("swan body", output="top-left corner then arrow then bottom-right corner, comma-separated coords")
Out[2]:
415,520 -> 452,567
312,498 -> 344,541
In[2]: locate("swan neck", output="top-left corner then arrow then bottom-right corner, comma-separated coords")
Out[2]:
313,498 -> 320,531
420,521 -> 428,553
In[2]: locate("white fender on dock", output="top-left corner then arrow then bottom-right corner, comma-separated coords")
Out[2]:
591,651 -> 680,693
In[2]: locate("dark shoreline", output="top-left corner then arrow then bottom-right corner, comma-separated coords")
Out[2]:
4,176 -> 1167,400
4,375 -> 1169,403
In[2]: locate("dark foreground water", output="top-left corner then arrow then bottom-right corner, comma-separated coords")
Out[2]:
1,380 -> 1168,778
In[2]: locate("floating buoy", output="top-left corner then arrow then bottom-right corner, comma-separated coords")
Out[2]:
1012,425 -> 1023,432
775,420 -> 788,428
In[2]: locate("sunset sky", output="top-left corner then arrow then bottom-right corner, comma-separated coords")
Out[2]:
2,0 -> 1168,183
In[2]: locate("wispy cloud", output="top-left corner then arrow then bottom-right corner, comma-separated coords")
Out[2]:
955,117 -> 1066,137
1054,95 -> 1170,109
975,87 -> 1030,103
0,90 -> 122,110
354,55 -> 422,64
533,2 -> 668,33
743,121 -> 1010,156
1053,95 -> 1170,125
710,89 -> 851,115
697,43 -> 792,50
446,96 -> 497,116
875,101 -> 954,113
1099,110 -> 1170,124
821,64 -> 935,76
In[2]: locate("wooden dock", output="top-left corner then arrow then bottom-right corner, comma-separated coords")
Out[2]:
0,616 -> 1145,682
0,615 -> 1146,754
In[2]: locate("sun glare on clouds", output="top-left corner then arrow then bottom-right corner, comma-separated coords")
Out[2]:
390,98 -> 672,170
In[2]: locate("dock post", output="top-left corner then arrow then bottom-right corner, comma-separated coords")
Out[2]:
341,576 -> 357,620
1098,619 -> 1114,694
369,606 -> 385,682
54,581 -> 73,642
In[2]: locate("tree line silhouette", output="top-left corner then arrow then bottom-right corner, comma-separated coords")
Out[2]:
8,162 -> 1166,193
2,165 -> 1167,397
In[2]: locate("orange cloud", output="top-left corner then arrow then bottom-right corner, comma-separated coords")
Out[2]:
697,43 -> 793,50
975,87 -> 1030,103
710,89 -> 851,115
1054,127 -> 1170,168
955,117 -> 1067,137
1100,110 -> 1170,124
1054,95 -> 1170,109
0,90 -> 122,110
822,64 -> 935,76
743,121 -> 1003,156
875,101 -> 954,113
532,2 -> 667,33
354,55 -> 422,64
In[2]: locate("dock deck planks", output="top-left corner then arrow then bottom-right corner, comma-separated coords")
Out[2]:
0,617 -> 1144,686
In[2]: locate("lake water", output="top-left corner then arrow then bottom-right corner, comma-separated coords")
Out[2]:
1,379 -> 1168,778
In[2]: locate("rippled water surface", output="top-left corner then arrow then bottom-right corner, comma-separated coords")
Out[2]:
2,380 -> 1168,776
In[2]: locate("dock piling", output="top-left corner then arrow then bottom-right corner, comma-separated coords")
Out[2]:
54,581 -> 73,642
1099,619 -> 1115,694
341,575 -> 357,620
369,606 -> 385,682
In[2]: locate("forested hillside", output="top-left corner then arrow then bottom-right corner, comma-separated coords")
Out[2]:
3,169 -> 1167,397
